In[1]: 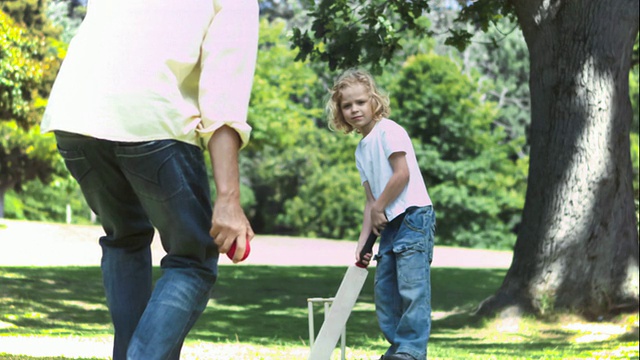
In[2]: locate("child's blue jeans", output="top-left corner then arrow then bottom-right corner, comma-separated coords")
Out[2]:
374,205 -> 436,360
55,132 -> 218,360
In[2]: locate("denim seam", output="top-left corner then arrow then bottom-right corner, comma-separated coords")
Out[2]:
114,140 -> 177,156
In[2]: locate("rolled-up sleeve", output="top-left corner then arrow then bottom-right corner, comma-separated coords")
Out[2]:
197,0 -> 259,149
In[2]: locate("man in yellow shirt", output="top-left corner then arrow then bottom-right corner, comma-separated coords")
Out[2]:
41,0 -> 259,358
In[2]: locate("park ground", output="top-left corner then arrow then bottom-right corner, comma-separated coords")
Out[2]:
1,219 -> 637,360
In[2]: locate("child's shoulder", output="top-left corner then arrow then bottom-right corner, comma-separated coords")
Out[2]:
380,117 -> 403,127
378,118 -> 408,134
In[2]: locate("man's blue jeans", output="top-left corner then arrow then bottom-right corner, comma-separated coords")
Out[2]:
55,132 -> 218,360
374,205 -> 435,360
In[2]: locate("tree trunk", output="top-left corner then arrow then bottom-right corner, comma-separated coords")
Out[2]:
0,188 -> 4,219
477,0 -> 639,317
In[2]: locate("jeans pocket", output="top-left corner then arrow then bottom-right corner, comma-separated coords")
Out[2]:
57,147 -> 103,194
402,208 -> 427,234
57,147 -> 90,181
116,141 -> 185,202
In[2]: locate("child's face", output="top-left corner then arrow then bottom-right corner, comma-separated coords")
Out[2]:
340,84 -> 376,137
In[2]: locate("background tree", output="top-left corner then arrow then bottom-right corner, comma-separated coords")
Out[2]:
3,156 -> 91,223
422,4 -> 532,157
630,65 -> 639,217
277,130 -> 364,239
1,0 -> 93,223
390,52 -> 527,249
45,0 -> 85,43
244,18 -> 368,239
464,19 -> 530,156
0,5 -> 62,218
243,19 -> 342,235
292,0 -> 639,317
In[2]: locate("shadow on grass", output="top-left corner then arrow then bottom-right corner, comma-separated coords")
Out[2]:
1,266 -> 636,359
0,267 -> 110,335
0,266 -> 505,347
193,266 -> 508,348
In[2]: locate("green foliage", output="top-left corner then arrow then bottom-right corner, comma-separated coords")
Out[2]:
246,21 -> 321,151
1,0 -> 54,31
1,0 -> 64,102
291,0 -> 431,72
0,5 -> 61,216
46,0 -> 85,44
465,17 -> 530,152
0,10 -> 44,128
243,19 -> 367,239
390,53 -> 527,248
292,0 -> 516,71
278,131 -> 363,239
4,167 -> 93,224
0,121 -> 58,192
447,0 -> 515,51
242,19 -> 324,233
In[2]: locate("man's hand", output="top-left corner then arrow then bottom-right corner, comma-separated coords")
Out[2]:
210,195 -> 254,263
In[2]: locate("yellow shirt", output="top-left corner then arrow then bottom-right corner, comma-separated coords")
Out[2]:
41,0 -> 259,149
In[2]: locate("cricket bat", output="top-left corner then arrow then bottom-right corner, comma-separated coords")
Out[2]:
308,233 -> 378,360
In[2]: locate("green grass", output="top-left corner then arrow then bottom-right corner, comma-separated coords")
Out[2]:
0,266 -> 638,359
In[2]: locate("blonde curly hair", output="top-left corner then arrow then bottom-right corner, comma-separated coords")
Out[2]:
326,69 -> 390,134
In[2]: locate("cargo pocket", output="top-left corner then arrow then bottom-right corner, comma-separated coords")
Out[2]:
394,241 -> 427,283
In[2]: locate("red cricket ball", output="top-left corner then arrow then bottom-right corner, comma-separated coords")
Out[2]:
226,238 -> 251,262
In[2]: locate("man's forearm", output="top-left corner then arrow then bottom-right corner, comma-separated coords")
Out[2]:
207,125 -> 254,259
208,125 -> 241,200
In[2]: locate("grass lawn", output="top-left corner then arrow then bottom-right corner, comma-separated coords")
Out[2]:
0,265 -> 638,359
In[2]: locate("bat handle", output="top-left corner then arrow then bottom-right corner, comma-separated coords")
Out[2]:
355,233 -> 378,268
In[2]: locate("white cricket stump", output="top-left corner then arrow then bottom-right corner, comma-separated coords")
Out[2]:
307,297 -> 346,360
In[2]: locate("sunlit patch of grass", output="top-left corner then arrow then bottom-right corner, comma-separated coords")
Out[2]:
592,343 -> 640,358
59,300 -> 108,312
0,270 -> 27,279
264,308 -> 308,317
426,312 -> 640,359
179,340 -> 380,360
564,322 -> 628,342
0,320 -> 17,330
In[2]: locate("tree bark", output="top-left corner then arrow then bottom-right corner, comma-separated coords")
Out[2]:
0,188 -> 4,219
477,0 -> 639,317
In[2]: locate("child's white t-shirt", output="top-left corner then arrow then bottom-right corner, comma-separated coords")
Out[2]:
355,118 -> 432,222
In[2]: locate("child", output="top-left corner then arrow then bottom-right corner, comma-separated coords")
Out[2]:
327,69 -> 436,360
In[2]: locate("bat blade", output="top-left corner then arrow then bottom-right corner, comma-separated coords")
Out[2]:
308,265 -> 369,360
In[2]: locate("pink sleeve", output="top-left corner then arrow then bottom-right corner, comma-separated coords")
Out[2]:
196,0 -> 259,149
